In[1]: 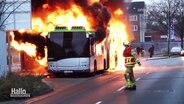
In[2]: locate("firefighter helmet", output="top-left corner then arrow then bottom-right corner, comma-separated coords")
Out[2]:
123,40 -> 131,46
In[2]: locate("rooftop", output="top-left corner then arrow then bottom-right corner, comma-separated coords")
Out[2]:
128,1 -> 145,14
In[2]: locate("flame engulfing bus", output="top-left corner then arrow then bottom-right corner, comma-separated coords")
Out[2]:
47,26 -> 110,74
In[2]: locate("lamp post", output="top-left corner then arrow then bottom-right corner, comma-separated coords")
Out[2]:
7,31 -> 12,73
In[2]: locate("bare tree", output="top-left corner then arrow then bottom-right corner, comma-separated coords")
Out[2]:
0,0 -> 29,73
174,0 -> 184,49
147,0 -> 179,34
0,0 -> 6,30
0,0 -> 29,31
147,0 -> 181,55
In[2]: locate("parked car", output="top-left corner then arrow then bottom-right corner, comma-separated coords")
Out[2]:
181,49 -> 184,56
170,47 -> 182,56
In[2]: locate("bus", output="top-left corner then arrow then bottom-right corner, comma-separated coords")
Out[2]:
47,26 -> 110,75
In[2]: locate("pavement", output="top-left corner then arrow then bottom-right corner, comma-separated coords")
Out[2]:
1,55 -> 183,104
20,57 -> 184,104
0,100 -> 24,104
142,55 -> 169,61
141,54 -> 183,61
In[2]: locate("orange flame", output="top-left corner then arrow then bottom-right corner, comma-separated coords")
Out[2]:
88,0 -> 100,5
114,8 -> 124,15
32,4 -> 93,33
10,1 -> 133,74
107,9 -> 129,70
10,32 -> 37,56
10,31 -> 47,67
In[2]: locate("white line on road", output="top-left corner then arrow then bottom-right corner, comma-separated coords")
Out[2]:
146,72 -> 150,75
117,86 -> 126,92
117,78 -> 141,92
136,77 -> 141,81
95,101 -> 103,104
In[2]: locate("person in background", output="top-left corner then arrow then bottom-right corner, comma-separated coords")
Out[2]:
148,45 -> 155,58
136,46 -> 141,57
123,41 -> 141,90
140,45 -> 144,57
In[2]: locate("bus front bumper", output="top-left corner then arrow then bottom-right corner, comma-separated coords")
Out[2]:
47,69 -> 91,74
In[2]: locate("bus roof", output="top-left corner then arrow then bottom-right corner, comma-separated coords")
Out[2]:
50,29 -> 94,33
49,26 -> 95,33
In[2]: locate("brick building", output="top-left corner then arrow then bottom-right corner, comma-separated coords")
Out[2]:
144,30 -> 167,42
128,1 -> 146,42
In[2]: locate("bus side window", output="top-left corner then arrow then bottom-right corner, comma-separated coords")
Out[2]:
90,38 -> 95,56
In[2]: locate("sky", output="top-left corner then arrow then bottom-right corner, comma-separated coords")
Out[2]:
132,0 -> 160,4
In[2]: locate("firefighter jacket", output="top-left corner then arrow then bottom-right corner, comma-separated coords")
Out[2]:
123,46 -> 139,66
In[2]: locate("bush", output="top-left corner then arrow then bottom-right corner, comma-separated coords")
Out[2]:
0,73 -> 53,102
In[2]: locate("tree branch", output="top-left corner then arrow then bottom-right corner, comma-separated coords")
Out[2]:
0,0 -> 29,30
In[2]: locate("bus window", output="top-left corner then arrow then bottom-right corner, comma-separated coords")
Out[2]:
90,38 -> 95,56
48,32 -> 90,60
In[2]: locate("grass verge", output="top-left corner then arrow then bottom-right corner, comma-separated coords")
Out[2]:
0,73 -> 53,102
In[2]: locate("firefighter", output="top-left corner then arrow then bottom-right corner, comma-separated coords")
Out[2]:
123,41 -> 141,90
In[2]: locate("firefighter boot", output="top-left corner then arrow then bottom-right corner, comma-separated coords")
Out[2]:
124,73 -> 132,90
132,84 -> 136,90
129,83 -> 136,90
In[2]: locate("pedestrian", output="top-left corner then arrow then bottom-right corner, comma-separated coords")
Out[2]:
123,41 -> 141,90
136,46 -> 141,57
140,45 -> 144,57
148,45 -> 154,58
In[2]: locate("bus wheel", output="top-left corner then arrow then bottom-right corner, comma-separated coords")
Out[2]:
53,73 -> 61,77
104,59 -> 106,70
93,61 -> 97,75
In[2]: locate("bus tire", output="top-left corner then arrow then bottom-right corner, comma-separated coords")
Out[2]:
53,73 -> 61,77
93,60 -> 97,75
104,59 -> 107,70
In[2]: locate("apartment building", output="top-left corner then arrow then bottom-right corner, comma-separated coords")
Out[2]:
128,1 -> 146,42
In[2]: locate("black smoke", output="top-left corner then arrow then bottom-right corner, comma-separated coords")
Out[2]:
23,0 -> 126,58
12,31 -> 46,59
73,0 -> 126,42
31,0 -> 126,42
73,0 -> 111,42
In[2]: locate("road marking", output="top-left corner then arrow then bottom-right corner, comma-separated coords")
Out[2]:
117,86 -> 126,92
146,72 -> 150,75
136,77 -> 141,81
95,101 -> 102,104
117,78 -> 141,92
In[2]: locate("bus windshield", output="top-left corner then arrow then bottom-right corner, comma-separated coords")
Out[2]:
47,32 -> 90,61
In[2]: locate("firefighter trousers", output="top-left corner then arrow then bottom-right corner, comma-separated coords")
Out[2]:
124,66 -> 136,88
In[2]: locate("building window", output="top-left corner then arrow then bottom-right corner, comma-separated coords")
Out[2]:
160,35 -> 167,41
160,35 -> 167,39
132,25 -> 138,31
129,15 -> 138,21
145,36 -> 152,42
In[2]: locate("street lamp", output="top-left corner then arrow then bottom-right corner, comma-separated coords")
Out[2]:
7,31 -> 12,73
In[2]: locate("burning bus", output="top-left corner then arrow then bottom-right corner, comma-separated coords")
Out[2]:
47,26 -> 110,74
7,0 -> 133,74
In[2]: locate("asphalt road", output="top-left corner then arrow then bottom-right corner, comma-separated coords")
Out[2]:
24,57 -> 184,104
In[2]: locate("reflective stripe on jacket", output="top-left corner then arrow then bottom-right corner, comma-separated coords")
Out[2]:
125,57 -> 136,66
123,46 -> 137,66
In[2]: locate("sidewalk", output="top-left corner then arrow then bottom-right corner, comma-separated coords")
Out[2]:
0,100 -> 24,104
141,55 -> 169,61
